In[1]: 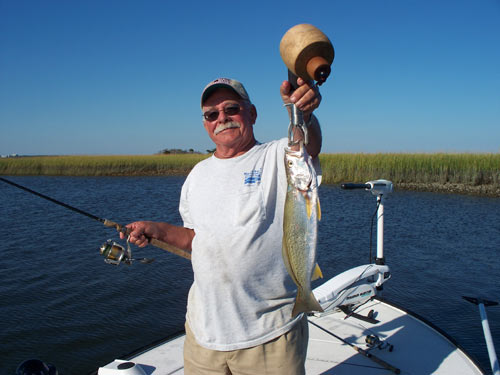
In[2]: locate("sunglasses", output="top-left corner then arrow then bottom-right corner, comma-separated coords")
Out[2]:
202,104 -> 242,122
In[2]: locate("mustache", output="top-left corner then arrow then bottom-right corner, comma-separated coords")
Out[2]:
214,121 -> 241,135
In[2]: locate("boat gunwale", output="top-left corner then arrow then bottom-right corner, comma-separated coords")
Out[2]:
87,330 -> 186,375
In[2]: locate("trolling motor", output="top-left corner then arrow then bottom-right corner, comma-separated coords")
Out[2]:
100,239 -> 154,266
313,180 -> 393,320
342,179 -> 393,265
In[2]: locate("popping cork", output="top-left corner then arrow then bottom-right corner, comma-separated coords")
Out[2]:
280,24 -> 334,85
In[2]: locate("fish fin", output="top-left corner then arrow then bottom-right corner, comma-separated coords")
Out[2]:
305,195 -> 312,218
311,263 -> 323,281
304,194 -> 320,220
292,288 -> 324,318
317,197 -> 321,221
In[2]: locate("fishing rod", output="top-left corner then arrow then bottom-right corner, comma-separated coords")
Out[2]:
0,177 -> 191,262
308,319 -> 401,374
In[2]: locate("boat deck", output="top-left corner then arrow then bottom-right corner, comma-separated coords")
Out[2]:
98,298 -> 484,375
306,298 -> 482,374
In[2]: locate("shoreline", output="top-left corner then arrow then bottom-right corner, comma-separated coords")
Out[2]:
1,153 -> 498,198
396,182 -> 500,197
1,173 -> 498,198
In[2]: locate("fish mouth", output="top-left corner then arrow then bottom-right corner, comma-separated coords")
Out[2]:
214,122 -> 241,135
284,145 -> 304,157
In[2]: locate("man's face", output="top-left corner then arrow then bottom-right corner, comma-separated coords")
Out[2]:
201,88 -> 257,156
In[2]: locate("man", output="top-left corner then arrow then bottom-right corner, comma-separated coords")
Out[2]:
122,77 -> 322,374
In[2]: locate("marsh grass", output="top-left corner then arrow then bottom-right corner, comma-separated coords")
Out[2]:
0,154 -> 209,176
1,153 -> 499,195
319,153 -> 500,186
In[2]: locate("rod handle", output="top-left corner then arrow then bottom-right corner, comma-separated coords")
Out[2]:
354,346 -> 401,374
288,69 -> 300,92
103,219 -> 192,260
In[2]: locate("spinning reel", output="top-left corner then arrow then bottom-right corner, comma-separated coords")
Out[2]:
99,238 -> 154,266
366,334 -> 394,352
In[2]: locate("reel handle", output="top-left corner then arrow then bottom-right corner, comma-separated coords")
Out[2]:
103,219 -> 192,260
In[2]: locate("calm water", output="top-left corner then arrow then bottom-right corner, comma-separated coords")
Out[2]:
0,176 -> 499,374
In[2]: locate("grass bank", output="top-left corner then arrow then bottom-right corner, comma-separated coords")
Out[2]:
1,153 -> 499,196
0,154 -> 209,176
319,153 -> 500,196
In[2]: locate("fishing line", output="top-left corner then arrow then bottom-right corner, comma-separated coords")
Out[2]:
0,176 -> 191,261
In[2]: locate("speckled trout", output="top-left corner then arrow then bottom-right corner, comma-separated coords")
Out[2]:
282,141 -> 324,318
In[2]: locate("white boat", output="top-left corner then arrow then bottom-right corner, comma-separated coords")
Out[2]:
96,297 -> 483,375
94,180 -> 496,375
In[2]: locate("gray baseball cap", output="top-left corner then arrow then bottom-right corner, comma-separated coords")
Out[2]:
201,78 -> 251,107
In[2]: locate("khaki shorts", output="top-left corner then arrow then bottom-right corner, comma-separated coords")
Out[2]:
184,316 -> 309,375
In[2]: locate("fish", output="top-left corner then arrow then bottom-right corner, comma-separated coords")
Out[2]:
282,140 -> 324,318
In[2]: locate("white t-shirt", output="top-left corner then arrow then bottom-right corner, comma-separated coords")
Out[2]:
179,138 -> 303,351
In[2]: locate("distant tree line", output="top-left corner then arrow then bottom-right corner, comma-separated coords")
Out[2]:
158,148 -> 216,154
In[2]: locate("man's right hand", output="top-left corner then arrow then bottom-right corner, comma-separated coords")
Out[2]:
120,220 -> 195,251
120,221 -> 160,248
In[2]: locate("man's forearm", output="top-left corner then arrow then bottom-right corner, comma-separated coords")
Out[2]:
304,114 -> 322,158
290,114 -> 322,158
156,222 -> 195,252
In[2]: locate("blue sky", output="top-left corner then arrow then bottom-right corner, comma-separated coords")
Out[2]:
1,0 -> 499,155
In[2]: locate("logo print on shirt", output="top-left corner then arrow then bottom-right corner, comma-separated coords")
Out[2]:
244,169 -> 262,185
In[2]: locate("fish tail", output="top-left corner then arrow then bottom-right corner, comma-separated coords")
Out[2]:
292,288 -> 324,318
